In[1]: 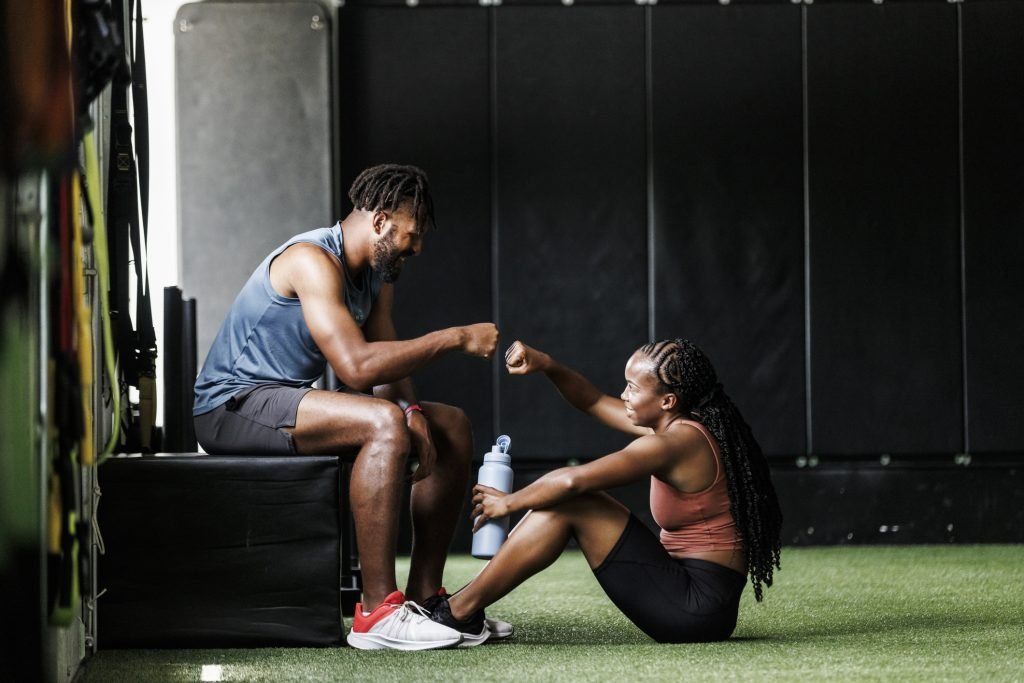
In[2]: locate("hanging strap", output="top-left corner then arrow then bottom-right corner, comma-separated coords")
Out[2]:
107,0 -> 136,382
107,0 -> 156,388
131,0 -> 149,229
127,0 -> 156,380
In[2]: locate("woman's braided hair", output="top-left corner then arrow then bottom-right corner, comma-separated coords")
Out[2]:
348,163 -> 435,232
639,338 -> 783,601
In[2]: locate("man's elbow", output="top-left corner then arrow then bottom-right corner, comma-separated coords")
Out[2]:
332,359 -> 374,393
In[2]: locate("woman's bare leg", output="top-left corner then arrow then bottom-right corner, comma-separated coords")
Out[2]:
447,492 -> 630,620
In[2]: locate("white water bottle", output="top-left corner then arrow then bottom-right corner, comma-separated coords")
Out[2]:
471,435 -> 514,559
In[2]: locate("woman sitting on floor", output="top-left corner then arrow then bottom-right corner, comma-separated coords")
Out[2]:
429,338 -> 783,644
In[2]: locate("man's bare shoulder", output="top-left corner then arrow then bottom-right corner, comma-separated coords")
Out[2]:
279,241 -> 342,267
271,242 -> 343,299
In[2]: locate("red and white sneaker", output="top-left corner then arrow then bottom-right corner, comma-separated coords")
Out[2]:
347,591 -> 462,651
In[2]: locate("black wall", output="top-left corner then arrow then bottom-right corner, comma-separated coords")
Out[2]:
652,6 -> 805,456
494,7 -> 648,458
338,7 -> 494,451
336,0 -> 1024,462
807,3 -> 963,455
962,1 -> 1024,453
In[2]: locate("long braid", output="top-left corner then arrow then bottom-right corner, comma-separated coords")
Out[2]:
347,163 -> 435,232
640,339 -> 783,602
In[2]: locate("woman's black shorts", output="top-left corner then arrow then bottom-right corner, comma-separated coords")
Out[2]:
593,514 -> 747,643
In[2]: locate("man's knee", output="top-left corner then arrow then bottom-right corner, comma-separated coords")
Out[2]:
369,401 -> 411,456
427,403 -> 474,467
428,403 -> 473,443
445,405 -> 473,448
454,406 -> 472,435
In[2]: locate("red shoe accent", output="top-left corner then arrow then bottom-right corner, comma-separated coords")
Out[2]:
351,591 -> 406,632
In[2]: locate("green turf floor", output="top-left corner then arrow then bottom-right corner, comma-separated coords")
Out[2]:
80,545 -> 1024,682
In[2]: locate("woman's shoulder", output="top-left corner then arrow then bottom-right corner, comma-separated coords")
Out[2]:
634,420 -> 710,453
657,420 -> 720,490
664,420 -> 715,450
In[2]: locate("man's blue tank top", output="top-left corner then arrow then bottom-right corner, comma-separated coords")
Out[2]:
193,222 -> 381,415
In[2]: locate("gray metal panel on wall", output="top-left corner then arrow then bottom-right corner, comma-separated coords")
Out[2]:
807,4 -> 962,455
963,1 -> 1024,453
176,2 -> 333,368
336,6 -> 493,451
496,7 -> 647,459
651,5 -> 805,457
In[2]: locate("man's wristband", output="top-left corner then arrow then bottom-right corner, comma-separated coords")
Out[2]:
403,403 -> 423,418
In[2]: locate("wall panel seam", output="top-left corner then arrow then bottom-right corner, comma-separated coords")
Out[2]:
802,5 -> 812,456
957,3 -> 969,454
646,6 -> 655,343
490,7 -> 501,434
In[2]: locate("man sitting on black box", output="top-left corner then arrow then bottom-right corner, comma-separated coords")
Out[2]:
193,164 -> 503,650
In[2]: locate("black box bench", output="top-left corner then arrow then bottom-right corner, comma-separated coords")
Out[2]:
98,453 -> 359,648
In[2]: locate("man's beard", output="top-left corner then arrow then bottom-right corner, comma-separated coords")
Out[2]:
372,230 -> 405,283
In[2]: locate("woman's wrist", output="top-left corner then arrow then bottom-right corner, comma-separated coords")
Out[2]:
500,491 -> 519,517
539,351 -> 557,373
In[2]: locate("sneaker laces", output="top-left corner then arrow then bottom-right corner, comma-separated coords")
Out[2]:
396,600 -> 432,623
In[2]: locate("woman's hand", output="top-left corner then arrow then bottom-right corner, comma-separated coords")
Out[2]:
504,340 -> 549,375
471,484 -> 512,533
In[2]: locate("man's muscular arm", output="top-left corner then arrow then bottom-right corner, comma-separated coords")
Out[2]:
284,244 -> 498,391
365,284 -> 422,410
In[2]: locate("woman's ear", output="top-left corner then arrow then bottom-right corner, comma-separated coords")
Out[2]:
661,392 -> 678,412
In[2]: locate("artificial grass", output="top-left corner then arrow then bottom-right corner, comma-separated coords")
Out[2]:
80,545 -> 1024,682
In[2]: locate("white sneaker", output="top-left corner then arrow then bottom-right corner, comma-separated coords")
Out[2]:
347,591 -> 462,651
485,617 -> 514,641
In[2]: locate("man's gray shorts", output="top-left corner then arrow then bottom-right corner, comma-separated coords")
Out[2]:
194,384 -> 313,454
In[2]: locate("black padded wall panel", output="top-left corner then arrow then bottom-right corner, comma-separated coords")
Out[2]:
651,6 -> 804,457
327,3 -> 1023,463
337,8 -> 494,449
963,2 -> 1024,453
807,4 -> 962,455
496,7 -> 647,458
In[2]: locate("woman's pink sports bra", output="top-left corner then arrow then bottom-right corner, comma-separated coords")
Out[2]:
649,420 -> 743,553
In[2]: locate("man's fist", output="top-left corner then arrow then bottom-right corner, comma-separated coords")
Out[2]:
461,323 -> 500,358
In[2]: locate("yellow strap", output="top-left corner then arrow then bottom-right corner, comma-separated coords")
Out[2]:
48,473 -> 62,554
83,130 -> 121,460
71,172 -> 95,466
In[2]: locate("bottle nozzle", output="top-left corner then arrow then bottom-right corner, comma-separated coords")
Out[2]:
495,434 -> 511,454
